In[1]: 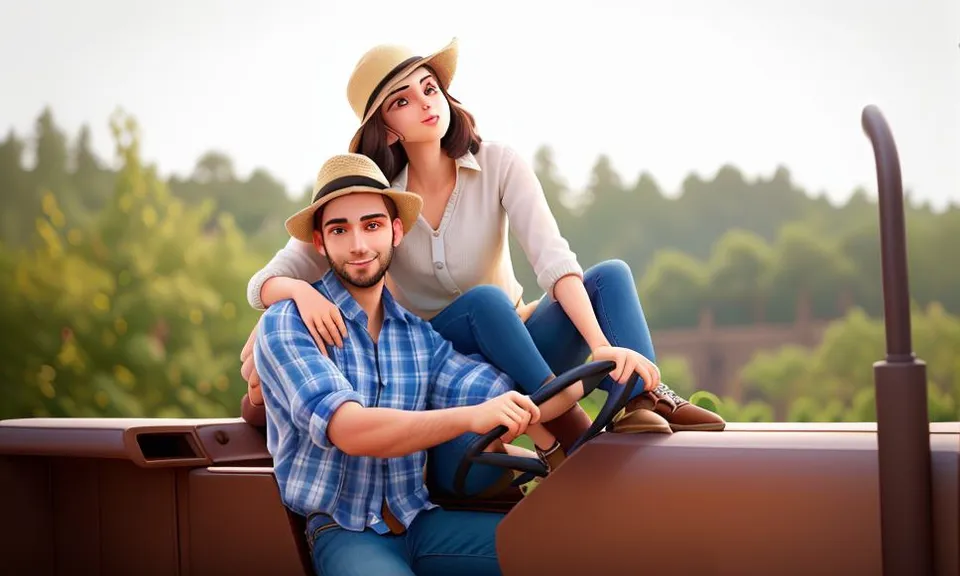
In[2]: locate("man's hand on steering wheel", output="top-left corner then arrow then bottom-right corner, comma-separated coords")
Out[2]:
591,345 -> 660,392
452,359 -> 638,497
468,391 -> 542,444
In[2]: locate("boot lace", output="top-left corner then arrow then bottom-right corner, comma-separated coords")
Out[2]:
654,383 -> 687,407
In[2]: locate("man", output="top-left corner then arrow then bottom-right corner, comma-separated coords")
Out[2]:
254,153 -> 565,576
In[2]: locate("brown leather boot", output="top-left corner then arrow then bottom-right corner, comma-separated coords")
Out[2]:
535,440 -> 566,472
609,401 -> 673,434
632,383 -> 726,432
518,440 -> 567,495
541,403 -> 593,451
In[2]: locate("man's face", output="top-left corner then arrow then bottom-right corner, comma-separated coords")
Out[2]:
313,193 -> 403,289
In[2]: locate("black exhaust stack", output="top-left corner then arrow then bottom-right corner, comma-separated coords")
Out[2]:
861,105 -> 934,575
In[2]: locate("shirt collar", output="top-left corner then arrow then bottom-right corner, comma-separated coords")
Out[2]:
391,149 -> 482,190
319,271 -> 410,326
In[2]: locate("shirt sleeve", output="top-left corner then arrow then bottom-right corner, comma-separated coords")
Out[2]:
499,145 -> 583,300
253,302 -> 363,450
247,236 -> 331,310
425,329 -> 515,410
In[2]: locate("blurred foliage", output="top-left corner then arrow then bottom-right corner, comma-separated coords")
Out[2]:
1,107 -> 957,422
687,304 -> 959,422
0,111 -> 262,419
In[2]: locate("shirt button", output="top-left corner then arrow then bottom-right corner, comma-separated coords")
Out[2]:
435,262 -> 444,270
433,231 -> 440,237
454,289 -> 461,295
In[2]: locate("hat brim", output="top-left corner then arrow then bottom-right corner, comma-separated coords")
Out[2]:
349,38 -> 459,153
284,186 -> 423,244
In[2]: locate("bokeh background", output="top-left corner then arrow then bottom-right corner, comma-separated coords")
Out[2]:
2,0 -> 957,422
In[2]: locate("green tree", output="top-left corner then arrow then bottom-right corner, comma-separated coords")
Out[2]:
765,223 -> 856,323
192,151 -> 236,184
734,304 -> 960,423
71,124 -> 112,215
0,111 -> 261,419
740,345 -> 812,418
32,107 -> 71,202
707,229 -> 773,325
0,130 -> 32,246
838,222 -> 883,317
638,250 -> 707,329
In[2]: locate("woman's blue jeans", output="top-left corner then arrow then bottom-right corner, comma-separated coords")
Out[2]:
426,259 -> 657,494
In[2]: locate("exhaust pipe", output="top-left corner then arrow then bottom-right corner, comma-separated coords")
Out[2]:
861,105 -> 934,575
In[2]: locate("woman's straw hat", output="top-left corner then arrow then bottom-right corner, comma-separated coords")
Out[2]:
346,38 -> 459,152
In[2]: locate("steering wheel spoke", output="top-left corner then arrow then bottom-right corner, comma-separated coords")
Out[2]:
452,359 -> 640,498
468,452 -> 549,477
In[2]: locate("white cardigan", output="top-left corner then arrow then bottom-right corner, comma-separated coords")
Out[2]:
246,141 -> 583,320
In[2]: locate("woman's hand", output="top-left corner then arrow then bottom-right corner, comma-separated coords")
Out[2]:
291,282 -> 348,356
591,345 -> 661,392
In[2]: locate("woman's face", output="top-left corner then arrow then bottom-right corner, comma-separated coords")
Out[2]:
378,66 -> 451,145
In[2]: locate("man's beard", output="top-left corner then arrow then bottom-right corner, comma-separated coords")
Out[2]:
325,244 -> 395,289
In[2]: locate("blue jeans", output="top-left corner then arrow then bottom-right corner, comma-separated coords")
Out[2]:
427,259 -> 656,493
308,508 -> 504,575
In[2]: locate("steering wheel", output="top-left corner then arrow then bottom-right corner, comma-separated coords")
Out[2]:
452,359 -> 639,498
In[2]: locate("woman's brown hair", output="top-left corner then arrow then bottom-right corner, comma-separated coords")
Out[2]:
357,66 -> 482,182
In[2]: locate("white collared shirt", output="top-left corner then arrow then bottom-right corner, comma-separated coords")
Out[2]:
248,141 -> 583,320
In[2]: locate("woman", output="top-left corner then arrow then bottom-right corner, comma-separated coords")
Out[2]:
241,38 -> 724,475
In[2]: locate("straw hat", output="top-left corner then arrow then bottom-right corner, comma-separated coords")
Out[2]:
285,153 -> 423,243
346,37 -> 459,152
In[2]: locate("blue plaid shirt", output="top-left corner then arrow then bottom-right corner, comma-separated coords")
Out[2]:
254,271 -> 514,534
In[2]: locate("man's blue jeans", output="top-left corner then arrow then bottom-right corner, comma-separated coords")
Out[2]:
427,259 -> 657,494
308,508 -> 504,575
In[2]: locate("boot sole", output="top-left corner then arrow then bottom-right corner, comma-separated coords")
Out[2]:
669,422 -> 726,432
610,423 -> 673,434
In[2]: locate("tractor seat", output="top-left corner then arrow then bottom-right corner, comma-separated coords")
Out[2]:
241,393 -> 267,428
285,508 -> 315,576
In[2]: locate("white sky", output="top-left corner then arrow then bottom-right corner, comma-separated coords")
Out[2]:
2,0 -> 957,209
